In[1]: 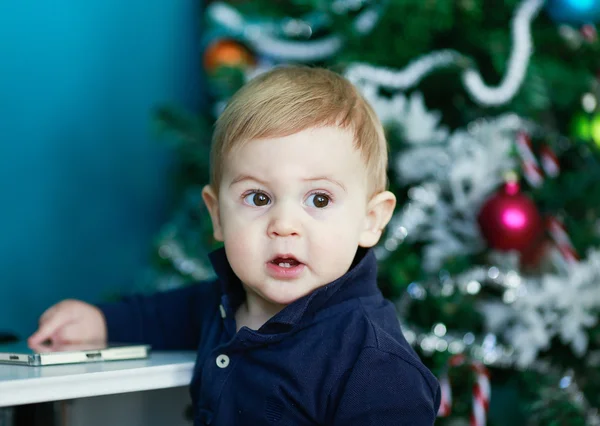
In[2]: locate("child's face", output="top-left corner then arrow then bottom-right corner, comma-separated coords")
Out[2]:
203,126 -> 394,309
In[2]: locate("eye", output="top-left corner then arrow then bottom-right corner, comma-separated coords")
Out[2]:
306,193 -> 330,208
243,191 -> 271,207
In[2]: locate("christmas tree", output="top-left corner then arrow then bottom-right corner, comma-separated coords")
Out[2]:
152,0 -> 600,424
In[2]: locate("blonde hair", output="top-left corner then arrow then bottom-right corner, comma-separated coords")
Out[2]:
209,66 -> 388,195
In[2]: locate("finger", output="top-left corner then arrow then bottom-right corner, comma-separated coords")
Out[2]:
28,314 -> 69,346
39,304 -> 59,325
28,340 -> 52,353
54,323 -> 85,344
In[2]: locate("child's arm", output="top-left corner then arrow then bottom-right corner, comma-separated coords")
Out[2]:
97,280 -> 221,350
28,280 -> 221,351
330,347 -> 441,425
28,300 -> 108,348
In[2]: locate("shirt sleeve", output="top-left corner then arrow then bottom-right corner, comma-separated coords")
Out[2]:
331,346 -> 441,426
96,280 -> 221,350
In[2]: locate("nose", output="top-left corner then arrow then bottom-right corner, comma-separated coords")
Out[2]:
267,201 -> 301,238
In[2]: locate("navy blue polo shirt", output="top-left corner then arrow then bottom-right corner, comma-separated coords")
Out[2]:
100,247 -> 440,425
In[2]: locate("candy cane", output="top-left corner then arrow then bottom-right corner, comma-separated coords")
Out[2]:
547,217 -> 579,264
514,133 -> 579,266
470,362 -> 491,426
437,354 -> 491,426
438,375 -> 453,416
539,145 -> 560,177
515,131 -> 544,187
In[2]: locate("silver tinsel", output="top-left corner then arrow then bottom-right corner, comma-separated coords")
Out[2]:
396,264 -> 526,369
397,265 -> 600,423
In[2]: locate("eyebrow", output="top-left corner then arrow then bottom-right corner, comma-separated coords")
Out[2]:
229,175 -> 268,187
229,175 -> 347,192
302,176 -> 347,192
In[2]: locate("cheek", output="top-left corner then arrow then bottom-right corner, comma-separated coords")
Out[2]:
326,201 -> 366,235
220,202 -> 262,261
222,216 -> 256,250
223,227 -> 258,282
312,211 -> 363,252
310,230 -> 358,281
319,206 -> 365,258
225,239 -> 251,273
220,199 -> 259,233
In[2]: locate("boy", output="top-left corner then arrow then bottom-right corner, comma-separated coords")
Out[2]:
29,66 -> 440,425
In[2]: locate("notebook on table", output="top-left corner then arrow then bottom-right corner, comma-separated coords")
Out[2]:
0,341 -> 151,366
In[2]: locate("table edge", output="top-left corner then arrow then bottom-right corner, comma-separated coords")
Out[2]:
0,361 -> 195,407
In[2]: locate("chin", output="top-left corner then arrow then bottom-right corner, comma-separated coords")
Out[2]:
261,285 -> 315,306
264,292 -> 303,306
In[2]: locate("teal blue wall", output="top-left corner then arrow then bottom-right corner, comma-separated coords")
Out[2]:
0,1 -> 201,339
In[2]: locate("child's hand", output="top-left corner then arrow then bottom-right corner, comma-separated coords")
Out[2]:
27,299 -> 107,349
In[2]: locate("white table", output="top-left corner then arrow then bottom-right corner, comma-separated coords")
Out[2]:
0,351 -> 196,407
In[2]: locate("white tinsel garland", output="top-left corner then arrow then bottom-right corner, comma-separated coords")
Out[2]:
206,1 -> 382,62
346,0 -> 545,107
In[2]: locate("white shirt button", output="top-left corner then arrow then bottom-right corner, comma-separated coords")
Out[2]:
216,354 -> 230,368
219,304 -> 226,319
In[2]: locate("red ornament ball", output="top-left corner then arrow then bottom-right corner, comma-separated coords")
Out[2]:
477,180 -> 544,253
203,39 -> 255,74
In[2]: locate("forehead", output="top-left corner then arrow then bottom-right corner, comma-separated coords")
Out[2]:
222,126 -> 366,182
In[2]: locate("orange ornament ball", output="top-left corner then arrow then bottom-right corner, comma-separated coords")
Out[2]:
203,39 -> 255,73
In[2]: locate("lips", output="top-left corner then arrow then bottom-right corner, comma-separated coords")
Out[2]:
266,254 -> 305,279
270,255 -> 301,268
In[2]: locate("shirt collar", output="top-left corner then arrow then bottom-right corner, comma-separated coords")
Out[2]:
208,247 -> 380,332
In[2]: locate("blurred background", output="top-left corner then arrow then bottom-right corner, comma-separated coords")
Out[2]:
0,1 -> 201,339
3,0 -> 600,424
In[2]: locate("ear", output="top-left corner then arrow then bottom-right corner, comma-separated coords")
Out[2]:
201,185 -> 224,242
359,191 -> 396,248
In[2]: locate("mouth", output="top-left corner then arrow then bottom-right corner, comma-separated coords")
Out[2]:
269,254 -> 303,268
266,254 -> 306,279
